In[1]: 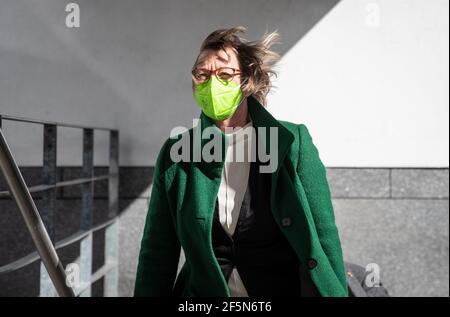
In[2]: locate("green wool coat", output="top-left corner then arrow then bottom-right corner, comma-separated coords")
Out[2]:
134,95 -> 348,297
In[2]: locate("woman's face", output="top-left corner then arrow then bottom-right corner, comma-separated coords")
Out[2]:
191,47 -> 242,92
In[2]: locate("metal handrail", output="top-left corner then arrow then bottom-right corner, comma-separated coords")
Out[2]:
0,174 -> 115,198
0,218 -> 116,274
0,128 -> 75,297
0,113 -> 119,297
0,113 -> 115,131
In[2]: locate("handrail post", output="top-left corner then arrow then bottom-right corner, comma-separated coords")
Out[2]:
108,130 -> 119,220
39,124 -> 58,296
42,124 -> 57,240
104,130 -> 119,296
0,128 -> 75,297
79,128 -> 94,297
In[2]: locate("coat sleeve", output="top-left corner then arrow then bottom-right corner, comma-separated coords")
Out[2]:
296,124 -> 348,296
134,139 -> 181,296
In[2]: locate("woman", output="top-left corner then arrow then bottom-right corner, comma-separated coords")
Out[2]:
134,26 -> 348,297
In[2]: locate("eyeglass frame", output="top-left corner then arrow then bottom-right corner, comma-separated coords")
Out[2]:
191,66 -> 242,83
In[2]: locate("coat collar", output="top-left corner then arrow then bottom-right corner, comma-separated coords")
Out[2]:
196,95 -> 294,174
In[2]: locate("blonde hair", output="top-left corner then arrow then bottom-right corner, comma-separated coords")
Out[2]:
192,26 -> 280,106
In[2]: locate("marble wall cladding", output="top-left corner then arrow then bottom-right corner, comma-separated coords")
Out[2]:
0,167 -> 448,296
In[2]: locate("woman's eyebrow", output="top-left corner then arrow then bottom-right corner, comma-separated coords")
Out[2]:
194,55 -> 229,70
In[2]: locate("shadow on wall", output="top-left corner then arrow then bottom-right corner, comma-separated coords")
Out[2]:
0,0 -> 341,167
0,0 -> 342,296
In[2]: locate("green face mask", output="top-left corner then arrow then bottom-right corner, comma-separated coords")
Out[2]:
194,76 -> 243,121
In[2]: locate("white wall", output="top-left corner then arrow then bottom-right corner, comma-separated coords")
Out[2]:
0,0 -> 448,167
268,0 -> 449,167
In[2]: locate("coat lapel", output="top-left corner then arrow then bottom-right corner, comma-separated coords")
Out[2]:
246,95 -> 294,173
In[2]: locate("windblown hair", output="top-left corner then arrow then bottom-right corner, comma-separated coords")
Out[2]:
192,26 -> 281,106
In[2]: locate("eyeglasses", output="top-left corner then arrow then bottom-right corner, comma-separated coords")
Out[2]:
191,67 -> 242,83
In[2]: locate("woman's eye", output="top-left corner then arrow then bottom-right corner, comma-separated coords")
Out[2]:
195,73 -> 209,82
218,72 -> 232,80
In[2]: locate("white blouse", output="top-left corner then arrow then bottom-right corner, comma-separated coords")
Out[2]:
217,119 -> 254,297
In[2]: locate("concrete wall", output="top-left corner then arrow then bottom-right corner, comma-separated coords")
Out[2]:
1,0 -> 341,166
0,0 -> 447,167
268,0 -> 449,167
